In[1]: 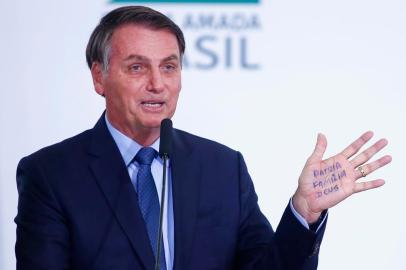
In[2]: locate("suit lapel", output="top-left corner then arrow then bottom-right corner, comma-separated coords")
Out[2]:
171,130 -> 201,270
87,115 -> 154,270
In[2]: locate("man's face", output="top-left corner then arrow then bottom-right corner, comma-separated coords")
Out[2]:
92,24 -> 182,136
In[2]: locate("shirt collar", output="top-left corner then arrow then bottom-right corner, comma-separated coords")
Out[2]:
105,114 -> 160,167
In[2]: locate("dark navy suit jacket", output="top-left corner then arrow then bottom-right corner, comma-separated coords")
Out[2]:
15,115 -> 326,269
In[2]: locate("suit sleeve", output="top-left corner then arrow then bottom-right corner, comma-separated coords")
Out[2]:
15,157 -> 70,270
234,152 -> 327,270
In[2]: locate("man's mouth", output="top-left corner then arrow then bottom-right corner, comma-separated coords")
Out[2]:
141,101 -> 164,108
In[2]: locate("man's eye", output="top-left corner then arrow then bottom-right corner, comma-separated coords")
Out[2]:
163,64 -> 177,72
130,64 -> 143,71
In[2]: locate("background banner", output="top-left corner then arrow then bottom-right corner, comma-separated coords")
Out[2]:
1,0 -> 405,269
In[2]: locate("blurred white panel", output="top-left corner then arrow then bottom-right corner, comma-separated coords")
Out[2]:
1,0 -> 405,269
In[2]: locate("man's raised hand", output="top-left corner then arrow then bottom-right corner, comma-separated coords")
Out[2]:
292,131 -> 392,224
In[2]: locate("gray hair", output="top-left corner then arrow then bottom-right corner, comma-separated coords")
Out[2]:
86,6 -> 185,72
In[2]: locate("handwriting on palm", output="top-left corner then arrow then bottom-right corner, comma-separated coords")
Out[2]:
294,131 -> 391,222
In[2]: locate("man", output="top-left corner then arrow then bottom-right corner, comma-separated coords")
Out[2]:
15,6 -> 391,270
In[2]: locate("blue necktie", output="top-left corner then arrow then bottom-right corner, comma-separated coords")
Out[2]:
134,147 -> 167,270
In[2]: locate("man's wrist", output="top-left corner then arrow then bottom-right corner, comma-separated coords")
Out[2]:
292,192 -> 322,224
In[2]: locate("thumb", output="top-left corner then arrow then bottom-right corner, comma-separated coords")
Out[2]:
307,133 -> 327,163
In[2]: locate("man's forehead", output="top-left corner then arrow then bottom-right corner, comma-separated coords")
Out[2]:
109,24 -> 180,58
111,24 -> 178,45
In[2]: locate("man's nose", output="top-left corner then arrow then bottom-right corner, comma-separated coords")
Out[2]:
146,68 -> 164,93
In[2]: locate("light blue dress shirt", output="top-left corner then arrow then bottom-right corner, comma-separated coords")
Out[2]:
105,115 -> 326,269
105,116 -> 174,270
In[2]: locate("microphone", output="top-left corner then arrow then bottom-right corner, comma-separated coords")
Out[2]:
159,118 -> 173,159
155,118 -> 172,270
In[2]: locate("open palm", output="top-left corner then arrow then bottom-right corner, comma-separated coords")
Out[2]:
292,131 -> 392,223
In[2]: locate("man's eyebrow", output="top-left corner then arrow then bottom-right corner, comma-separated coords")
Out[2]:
162,54 -> 179,62
123,54 -> 180,63
123,54 -> 148,62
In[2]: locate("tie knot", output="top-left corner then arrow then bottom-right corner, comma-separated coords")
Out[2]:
134,147 -> 157,165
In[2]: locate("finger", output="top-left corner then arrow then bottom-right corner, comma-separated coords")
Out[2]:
341,131 -> 374,159
350,138 -> 388,168
353,179 -> 385,193
307,133 -> 327,163
354,155 -> 392,179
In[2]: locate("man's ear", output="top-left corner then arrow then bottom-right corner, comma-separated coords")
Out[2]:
91,62 -> 106,97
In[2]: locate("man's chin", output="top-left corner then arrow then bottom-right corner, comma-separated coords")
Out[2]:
136,112 -> 173,131
139,118 -> 166,130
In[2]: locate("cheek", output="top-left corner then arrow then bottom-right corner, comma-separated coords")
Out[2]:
104,83 -> 135,110
108,77 -> 143,98
169,77 -> 181,99
169,89 -> 181,105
